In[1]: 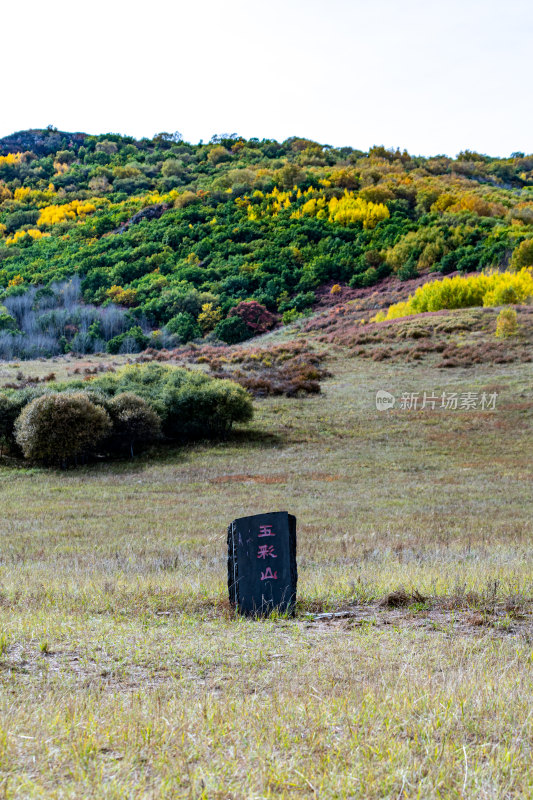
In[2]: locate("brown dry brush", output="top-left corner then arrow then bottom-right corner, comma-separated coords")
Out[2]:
135,341 -> 331,397
3,372 -> 56,390
205,342 -> 330,397
314,305 -> 533,368
378,588 -> 427,608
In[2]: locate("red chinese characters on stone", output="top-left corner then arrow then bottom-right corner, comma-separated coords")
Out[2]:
257,544 -> 277,559
260,567 -> 278,581
258,524 -> 278,579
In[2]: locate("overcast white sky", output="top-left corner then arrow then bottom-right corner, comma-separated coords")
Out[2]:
2,0 -> 531,157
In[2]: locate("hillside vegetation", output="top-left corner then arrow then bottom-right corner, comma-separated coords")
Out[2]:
1,127 -> 532,358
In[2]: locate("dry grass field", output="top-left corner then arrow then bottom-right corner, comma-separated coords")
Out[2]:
0,307 -> 532,798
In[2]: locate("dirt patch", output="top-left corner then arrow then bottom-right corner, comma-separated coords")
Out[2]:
305,600 -> 533,638
0,645 -> 183,690
211,473 -> 288,484
211,472 -> 340,484
2,597 -> 532,694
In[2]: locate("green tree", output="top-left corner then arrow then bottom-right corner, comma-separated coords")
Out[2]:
161,159 -> 185,177
207,146 -> 230,165
165,312 -> 201,343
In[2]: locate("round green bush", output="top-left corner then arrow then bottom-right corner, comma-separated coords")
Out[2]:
14,392 -> 111,465
0,387 -> 50,455
160,377 -> 253,438
107,392 -> 162,456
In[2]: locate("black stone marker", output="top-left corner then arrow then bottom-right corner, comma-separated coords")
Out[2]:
227,511 -> 297,616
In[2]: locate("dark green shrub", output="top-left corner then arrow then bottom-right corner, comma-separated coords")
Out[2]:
0,387 -> 50,455
107,392 -> 162,456
214,315 -> 251,344
106,325 -> 149,354
354,267 -> 379,287
0,307 -> 17,332
290,292 -> 316,312
160,377 -> 253,439
397,258 -> 419,281
14,392 -> 111,466
4,210 -> 40,234
0,394 -> 18,455
127,325 -> 150,350
106,333 -> 125,354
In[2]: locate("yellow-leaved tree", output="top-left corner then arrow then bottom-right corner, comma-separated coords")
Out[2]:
106,285 -> 138,307
198,303 -> 222,332
328,192 -> 390,228
37,200 -> 96,227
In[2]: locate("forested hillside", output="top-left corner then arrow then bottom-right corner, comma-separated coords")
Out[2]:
0,126 -> 532,358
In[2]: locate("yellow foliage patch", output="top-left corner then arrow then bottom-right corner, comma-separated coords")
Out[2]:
0,181 -> 12,203
0,153 -> 23,166
328,192 -> 390,228
431,191 -> 505,218
12,186 -> 56,206
37,200 -> 97,227
6,229 -> 51,246
198,302 -> 222,332
246,186 -> 389,229
106,285 -> 138,307
291,190 -> 390,229
374,268 -> 533,321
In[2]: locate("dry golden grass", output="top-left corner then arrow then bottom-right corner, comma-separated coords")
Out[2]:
0,333 -> 532,797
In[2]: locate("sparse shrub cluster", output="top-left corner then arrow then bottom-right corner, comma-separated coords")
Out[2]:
343,306 -> 533,368
218,360 -> 324,397
198,341 -> 329,397
0,364 -> 253,466
2,370 -> 56,390
129,340 -> 329,397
